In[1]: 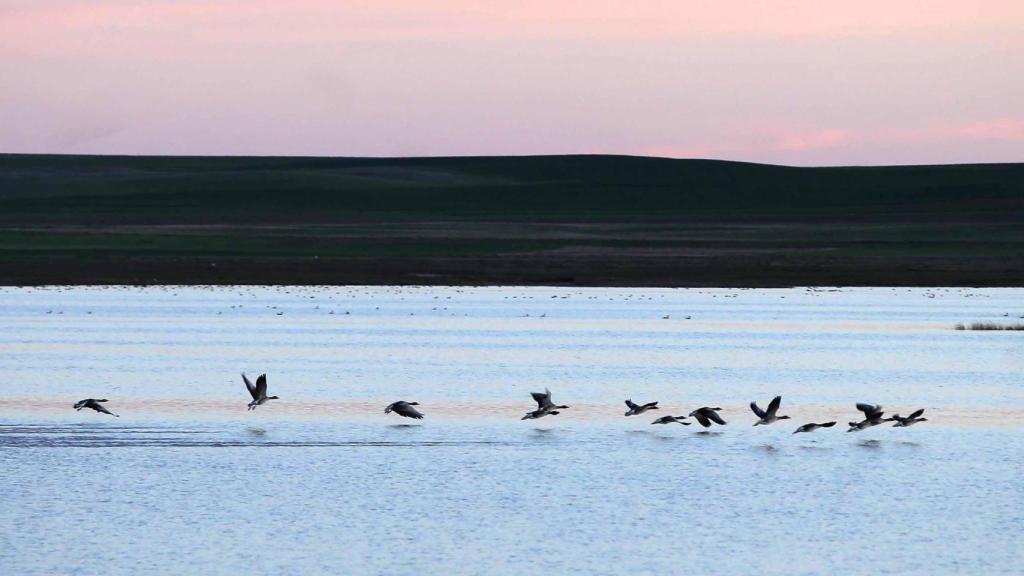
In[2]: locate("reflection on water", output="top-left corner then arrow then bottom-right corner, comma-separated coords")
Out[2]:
3,417 -> 1021,576
0,424 -> 508,448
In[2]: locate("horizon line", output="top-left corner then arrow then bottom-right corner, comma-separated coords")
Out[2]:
2,151 -> 1021,170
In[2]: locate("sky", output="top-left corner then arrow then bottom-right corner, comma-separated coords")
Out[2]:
1,1 -> 1022,165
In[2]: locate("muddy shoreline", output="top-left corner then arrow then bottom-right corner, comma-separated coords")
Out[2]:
3,252 -> 1022,287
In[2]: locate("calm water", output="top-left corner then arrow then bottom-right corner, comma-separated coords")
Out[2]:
1,286 -> 1022,575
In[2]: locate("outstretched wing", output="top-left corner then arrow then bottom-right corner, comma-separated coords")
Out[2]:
255,374 -> 268,398
87,401 -> 116,416
625,399 -> 639,410
706,410 -> 727,425
856,403 -> 882,418
693,412 -> 711,427
819,421 -> 837,428
530,391 -> 549,409
242,373 -> 258,400
385,402 -> 396,414
750,402 -> 766,419
766,396 -> 782,417
908,409 -> 925,419
397,404 -> 424,419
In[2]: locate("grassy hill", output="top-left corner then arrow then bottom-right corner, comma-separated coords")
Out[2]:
0,153 -> 1021,286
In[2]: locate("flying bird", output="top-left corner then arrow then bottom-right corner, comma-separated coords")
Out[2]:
624,399 -> 659,416
73,398 -> 119,417
242,373 -> 279,411
750,395 -> 790,426
892,409 -> 927,427
385,401 -> 424,420
847,403 -> 894,432
793,421 -> 836,434
521,388 -> 569,420
688,407 -> 726,428
651,415 -> 690,426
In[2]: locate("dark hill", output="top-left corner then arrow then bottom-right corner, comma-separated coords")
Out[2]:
0,154 -> 1021,286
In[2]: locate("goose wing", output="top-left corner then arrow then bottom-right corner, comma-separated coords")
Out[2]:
242,374 -> 259,400
530,391 -> 548,409
625,399 -> 639,410
74,399 -> 88,409
766,396 -> 782,417
643,402 -> 659,410
396,403 -> 424,419
819,421 -> 836,428
532,389 -> 555,409
255,374 -> 268,398
706,410 -> 727,425
750,402 -> 766,419
908,408 -> 925,419
385,402 -> 397,414
856,403 -> 883,418
693,412 -> 711,427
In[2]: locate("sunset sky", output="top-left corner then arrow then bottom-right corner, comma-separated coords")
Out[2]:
2,1 -> 1022,165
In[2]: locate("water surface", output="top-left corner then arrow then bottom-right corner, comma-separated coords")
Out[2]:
1,286 -> 1022,575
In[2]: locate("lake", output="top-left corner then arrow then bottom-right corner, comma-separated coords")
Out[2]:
1,286 -> 1022,575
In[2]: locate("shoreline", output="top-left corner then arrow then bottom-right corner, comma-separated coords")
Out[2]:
2,254 -> 1021,287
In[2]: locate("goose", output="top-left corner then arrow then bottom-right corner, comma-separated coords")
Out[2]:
521,388 -> 569,420
847,403 -> 894,432
892,409 -> 927,427
242,373 -> 279,411
624,399 -> 659,416
651,415 -> 690,426
385,401 -> 424,420
73,398 -> 119,417
750,395 -> 790,426
688,407 -> 726,428
793,421 -> 836,434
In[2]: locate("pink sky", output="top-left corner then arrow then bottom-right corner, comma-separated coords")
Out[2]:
1,1 -> 1022,165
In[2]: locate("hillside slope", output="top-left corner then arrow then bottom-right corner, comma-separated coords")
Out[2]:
0,154 -> 1021,286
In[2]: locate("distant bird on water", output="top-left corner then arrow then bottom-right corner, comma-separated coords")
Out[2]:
73,398 -> 119,417
847,403 -> 893,432
750,395 -> 790,426
385,401 -> 424,420
651,415 -> 690,426
242,373 -> 279,411
793,421 -> 836,434
522,388 -> 569,420
624,399 -> 659,416
892,409 -> 927,427
689,407 -> 726,428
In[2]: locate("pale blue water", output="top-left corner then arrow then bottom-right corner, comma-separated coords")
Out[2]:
1,286 -> 1022,575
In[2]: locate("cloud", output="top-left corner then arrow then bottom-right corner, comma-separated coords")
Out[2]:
956,119 -> 1024,141
641,119 -> 1024,162
1,2 -> 1022,164
774,129 -> 852,151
